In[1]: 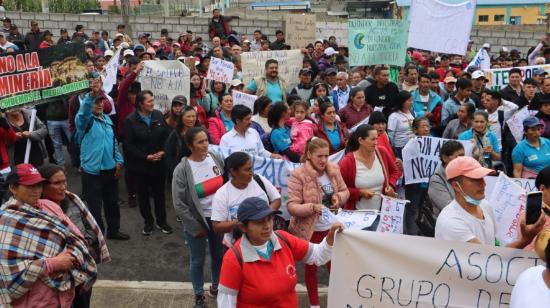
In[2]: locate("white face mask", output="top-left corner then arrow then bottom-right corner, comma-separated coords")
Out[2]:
457,183 -> 482,206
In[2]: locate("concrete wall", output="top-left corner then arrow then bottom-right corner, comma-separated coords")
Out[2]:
0,12 -> 545,57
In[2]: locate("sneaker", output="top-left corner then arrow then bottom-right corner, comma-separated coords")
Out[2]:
128,195 -> 137,208
142,224 -> 154,236
207,285 -> 218,298
155,223 -> 173,234
193,294 -> 206,308
107,231 -> 131,241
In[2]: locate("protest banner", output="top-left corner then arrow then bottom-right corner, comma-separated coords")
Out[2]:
407,0 -> 476,55
484,64 -> 550,91
376,195 -> 407,234
0,42 -> 89,110
285,14 -> 316,49
316,21 -> 348,47
506,107 -> 530,144
468,48 -> 491,71
402,136 -> 474,185
139,60 -> 190,113
487,173 -> 527,246
485,175 -> 536,197
232,91 -> 257,111
241,50 -> 302,89
102,48 -> 120,93
206,57 -> 234,83
328,230 -> 542,307
348,19 -> 409,67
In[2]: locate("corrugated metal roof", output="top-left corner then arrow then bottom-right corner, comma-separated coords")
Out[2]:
397,0 -> 550,6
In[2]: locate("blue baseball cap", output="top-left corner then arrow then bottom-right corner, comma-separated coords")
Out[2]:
523,116 -> 543,129
237,197 -> 281,222
133,44 -> 145,51
533,68 -> 547,76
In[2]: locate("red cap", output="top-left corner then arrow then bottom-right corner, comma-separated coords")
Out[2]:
9,164 -> 46,185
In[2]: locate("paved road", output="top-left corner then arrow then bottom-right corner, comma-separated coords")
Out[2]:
64,160 -> 329,285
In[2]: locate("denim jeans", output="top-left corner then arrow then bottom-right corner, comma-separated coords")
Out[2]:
184,218 -> 224,296
47,120 -> 71,166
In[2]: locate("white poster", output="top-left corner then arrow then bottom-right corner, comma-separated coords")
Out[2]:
139,60 -> 190,113
376,195 -> 407,234
206,57 -> 234,83
241,50 -> 303,89
335,210 -> 378,230
408,0 -> 476,55
232,91 -> 257,111
506,107 -> 530,144
285,14 -> 316,49
328,231 -> 543,307
316,21 -> 348,47
485,175 -> 537,197
101,48 -> 120,93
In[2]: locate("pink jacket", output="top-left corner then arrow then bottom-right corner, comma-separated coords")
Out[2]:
207,111 -> 227,145
289,118 -> 317,155
287,160 -> 349,240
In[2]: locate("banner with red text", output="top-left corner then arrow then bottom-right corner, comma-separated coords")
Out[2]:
329,231 -> 543,307
0,42 -> 89,109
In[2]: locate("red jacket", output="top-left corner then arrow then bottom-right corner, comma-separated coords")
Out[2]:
0,125 -> 16,170
338,148 -> 401,210
207,111 -> 226,145
315,120 -> 348,155
115,71 -> 137,138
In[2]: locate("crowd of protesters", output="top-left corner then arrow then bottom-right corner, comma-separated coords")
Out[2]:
1,8 -> 550,308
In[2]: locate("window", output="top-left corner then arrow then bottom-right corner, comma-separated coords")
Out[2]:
478,15 -> 488,22
509,16 -> 521,25
494,15 -> 505,22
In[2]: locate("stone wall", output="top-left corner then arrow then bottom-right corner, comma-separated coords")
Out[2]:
0,12 -> 545,57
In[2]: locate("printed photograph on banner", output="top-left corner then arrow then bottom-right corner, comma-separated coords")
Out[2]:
206,57 -> 234,83
138,60 -> 190,113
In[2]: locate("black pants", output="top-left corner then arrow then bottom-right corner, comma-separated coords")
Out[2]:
73,286 -> 92,308
82,169 -> 120,235
136,172 -> 167,226
404,184 -> 428,236
121,142 -> 137,197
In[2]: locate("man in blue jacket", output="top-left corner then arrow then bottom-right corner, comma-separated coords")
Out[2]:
76,74 -> 129,241
411,74 -> 444,136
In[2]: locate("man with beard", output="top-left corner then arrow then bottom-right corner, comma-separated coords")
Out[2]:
245,59 -> 287,102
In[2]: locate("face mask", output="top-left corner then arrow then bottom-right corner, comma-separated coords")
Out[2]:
457,183 -> 482,206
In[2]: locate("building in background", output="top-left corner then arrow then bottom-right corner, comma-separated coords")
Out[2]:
396,0 -> 549,25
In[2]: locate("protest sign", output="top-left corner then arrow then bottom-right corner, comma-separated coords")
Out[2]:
206,57 -> 234,83
241,50 -> 302,89
335,210 -> 377,230
0,42 -> 89,109
316,21 -> 348,47
468,48 -> 491,71
139,60 -> 190,113
408,0 -> 476,55
484,64 -> 550,91
285,14 -> 316,49
487,173 -> 527,246
328,230 -> 542,307
376,195 -> 407,234
402,137 -> 474,185
506,107 -> 530,144
485,176 -> 536,197
232,91 -> 257,111
348,19 -> 409,67
102,48 -> 120,93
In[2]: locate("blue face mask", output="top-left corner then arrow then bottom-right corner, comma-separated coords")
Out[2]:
458,183 -> 482,206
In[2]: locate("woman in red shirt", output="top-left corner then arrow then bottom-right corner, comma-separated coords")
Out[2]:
217,196 -> 342,308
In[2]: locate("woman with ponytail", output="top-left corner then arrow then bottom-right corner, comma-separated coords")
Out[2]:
338,124 -> 400,210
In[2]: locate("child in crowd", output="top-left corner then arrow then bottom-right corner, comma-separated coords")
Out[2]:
289,101 -> 318,155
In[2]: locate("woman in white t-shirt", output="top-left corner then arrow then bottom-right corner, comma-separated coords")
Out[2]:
387,90 -> 415,158
211,151 -> 281,245
171,127 -> 225,307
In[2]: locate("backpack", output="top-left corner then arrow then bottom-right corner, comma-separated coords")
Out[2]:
253,174 -> 287,231
229,231 -> 291,268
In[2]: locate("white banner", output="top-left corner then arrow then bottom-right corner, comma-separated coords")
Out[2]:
328,230 -> 543,307
408,0 -> 476,55
468,48 -> 491,71
487,173 -> 527,246
316,21 -> 348,47
402,137 -> 474,185
232,91 -> 257,111
241,50 -> 303,89
101,48 -> 120,93
506,107 -> 530,144
206,57 -> 234,83
485,175 -> 537,197
484,64 -> 550,91
139,60 -> 190,113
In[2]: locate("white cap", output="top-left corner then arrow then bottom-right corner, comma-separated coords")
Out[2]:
500,46 -> 509,52
123,49 -> 134,57
231,79 -> 243,87
482,43 -> 491,49
104,50 -> 114,57
120,42 -> 130,49
324,47 -> 338,57
472,70 -> 487,80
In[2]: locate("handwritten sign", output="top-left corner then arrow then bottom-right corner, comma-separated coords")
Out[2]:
285,14 -> 316,49
402,137 -> 474,185
408,0 -> 476,55
241,50 -> 303,89
232,91 -> 257,111
316,21 -> 348,47
335,210 -> 378,230
485,176 -> 536,197
487,173 -> 527,246
139,60 -> 190,113
348,19 -> 409,67
102,48 -> 120,93
376,195 -> 407,234
329,230 -> 542,307
506,107 -> 530,144
485,64 -> 550,91
206,57 -> 234,83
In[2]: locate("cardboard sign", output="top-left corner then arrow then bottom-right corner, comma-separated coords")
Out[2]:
285,14 -> 316,49
206,57 -> 234,83
241,50 -> 303,89
139,60 -> 190,113
316,21 -> 348,47
232,91 -> 257,111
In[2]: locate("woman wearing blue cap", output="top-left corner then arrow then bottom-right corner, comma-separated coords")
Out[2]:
512,116 -> 550,178
217,196 -> 343,308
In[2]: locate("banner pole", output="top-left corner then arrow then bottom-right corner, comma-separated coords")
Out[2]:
23,109 -> 37,164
